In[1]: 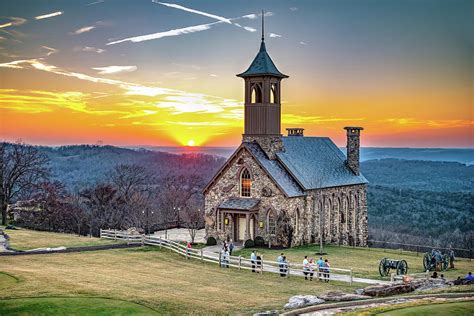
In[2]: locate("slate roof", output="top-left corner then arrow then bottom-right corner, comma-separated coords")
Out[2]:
276,137 -> 368,190
218,198 -> 260,210
244,142 -> 304,197
237,41 -> 288,78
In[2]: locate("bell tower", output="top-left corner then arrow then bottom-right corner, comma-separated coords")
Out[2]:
237,12 -> 288,159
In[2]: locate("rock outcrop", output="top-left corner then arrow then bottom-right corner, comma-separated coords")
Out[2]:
284,295 -> 325,309
319,291 -> 371,301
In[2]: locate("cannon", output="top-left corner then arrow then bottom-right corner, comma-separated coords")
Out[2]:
423,251 -> 449,271
379,258 -> 408,277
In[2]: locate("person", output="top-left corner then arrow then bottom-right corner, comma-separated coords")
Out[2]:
308,258 -> 314,281
303,256 -> 309,280
435,250 -> 442,271
440,274 -> 445,281
224,248 -> 230,268
251,251 -> 257,273
465,272 -> 474,280
282,256 -> 288,277
256,254 -> 262,273
277,253 -> 284,276
323,259 -> 330,283
220,248 -> 226,268
223,240 -> 228,251
431,271 -> 438,278
186,241 -> 192,259
229,240 -> 235,256
316,257 -> 324,281
448,247 -> 455,269
430,249 -> 437,270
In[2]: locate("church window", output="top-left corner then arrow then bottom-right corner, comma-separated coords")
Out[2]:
340,211 -> 345,224
251,84 -> 262,103
295,208 -> 300,235
270,83 -> 277,103
240,168 -> 251,197
267,210 -> 276,235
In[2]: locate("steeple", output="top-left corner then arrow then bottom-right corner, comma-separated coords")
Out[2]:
237,11 -> 288,159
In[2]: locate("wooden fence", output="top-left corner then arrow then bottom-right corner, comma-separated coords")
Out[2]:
100,229 -> 355,284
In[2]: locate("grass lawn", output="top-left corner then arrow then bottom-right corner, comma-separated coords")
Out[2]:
0,297 -> 160,316
0,247 -> 359,315
0,272 -> 19,290
1,226 -> 117,250
234,245 -> 474,281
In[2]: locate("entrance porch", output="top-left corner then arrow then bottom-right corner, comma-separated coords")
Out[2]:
218,198 -> 260,242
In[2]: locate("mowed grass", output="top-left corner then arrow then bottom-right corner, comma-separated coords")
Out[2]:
1,227 -> 117,250
234,245 -> 474,280
0,297 -> 160,316
0,247 -> 359,315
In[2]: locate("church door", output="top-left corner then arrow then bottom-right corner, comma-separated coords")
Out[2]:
238,216 -> 246,241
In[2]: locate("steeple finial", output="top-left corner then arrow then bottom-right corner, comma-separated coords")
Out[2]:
261,10 -> 264,42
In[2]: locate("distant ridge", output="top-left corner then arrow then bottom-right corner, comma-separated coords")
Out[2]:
131,146 -> 474,164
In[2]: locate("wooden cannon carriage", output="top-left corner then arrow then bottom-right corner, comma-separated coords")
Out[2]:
379,258 -> 408,277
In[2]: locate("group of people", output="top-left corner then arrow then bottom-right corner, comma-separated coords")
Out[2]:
430,248 -> 456,271
220,240 -> 235,268
275,253 -> 330,282
303,256 -> 331,282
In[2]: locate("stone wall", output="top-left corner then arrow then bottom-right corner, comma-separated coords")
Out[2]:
204,147 -> 305,247
307,184 -> 368,246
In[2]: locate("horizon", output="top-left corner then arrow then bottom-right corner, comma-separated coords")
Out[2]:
1,0 -> 472,148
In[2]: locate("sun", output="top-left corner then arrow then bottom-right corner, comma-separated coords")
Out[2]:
186,139 -> 196,147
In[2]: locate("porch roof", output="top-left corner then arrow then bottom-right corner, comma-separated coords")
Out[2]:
218,198 -> 260,211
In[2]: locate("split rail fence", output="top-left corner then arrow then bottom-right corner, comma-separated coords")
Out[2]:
100,229 -> 355,284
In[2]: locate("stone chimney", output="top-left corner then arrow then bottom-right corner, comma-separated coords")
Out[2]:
344,127 -> 363,175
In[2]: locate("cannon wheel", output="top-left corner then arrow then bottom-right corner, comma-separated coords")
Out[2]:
423,252 -> 432,271
397,260 -> 408,275
442,254 -> 450,271
379,258 -> 390,277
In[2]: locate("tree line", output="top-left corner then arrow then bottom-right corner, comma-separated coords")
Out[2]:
1,142 -> 210,243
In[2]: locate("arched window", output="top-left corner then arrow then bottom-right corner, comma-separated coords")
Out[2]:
240,168 -> 251,197
250,84 -> 262,103
340,210 -> 345,224
267,209 -> 276,235
270,83 -> 277,103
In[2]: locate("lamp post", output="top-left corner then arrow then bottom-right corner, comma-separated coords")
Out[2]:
174,206 -> 181,228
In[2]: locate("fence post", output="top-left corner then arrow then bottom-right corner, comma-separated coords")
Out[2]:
114,230 -> 117,241
141,234 -> 145,246
350,268 -> 353,285
219,252 -> 222,268
238,255 -> 241,270
100,229 -> 102,238
287,261 -> 290,278
127,232 -> 130,245
201,249 -> 204,262
260,256 -> 263,274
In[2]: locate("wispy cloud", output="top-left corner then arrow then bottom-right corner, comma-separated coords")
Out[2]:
86,0 -> 105,6
289,7 -> 298,11
209,74 -> 218,77
93,65 -> 137,74
283,114 -> 364,124
0,17 -> 27,29
42,46 -> 58,56
269,33 -> 282,38
81,46 -> 106,54
107,22 -> 219,45
154,1 -> 232,24
72,25 -> 95,35
243,26 -> 257,32
299,41 -> 307,45
35,11 -> 63,20
242,14 -> 258,19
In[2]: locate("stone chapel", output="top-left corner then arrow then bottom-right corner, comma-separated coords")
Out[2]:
203,20 -> 368,247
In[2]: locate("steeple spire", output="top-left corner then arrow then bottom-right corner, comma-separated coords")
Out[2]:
261,10 -> 265,42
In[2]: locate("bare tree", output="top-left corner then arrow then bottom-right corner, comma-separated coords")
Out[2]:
182,198 -> 204,243
1,142 -> 50,225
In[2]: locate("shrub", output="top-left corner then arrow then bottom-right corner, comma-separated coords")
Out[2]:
254,236 -> 265,247
206,236 -> 217,246
244,239 -> 255,248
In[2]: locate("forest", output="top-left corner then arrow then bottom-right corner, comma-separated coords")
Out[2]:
2,143 -> 472,249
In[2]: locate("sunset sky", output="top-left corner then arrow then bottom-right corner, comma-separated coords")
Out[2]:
0,0 -> 472,148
